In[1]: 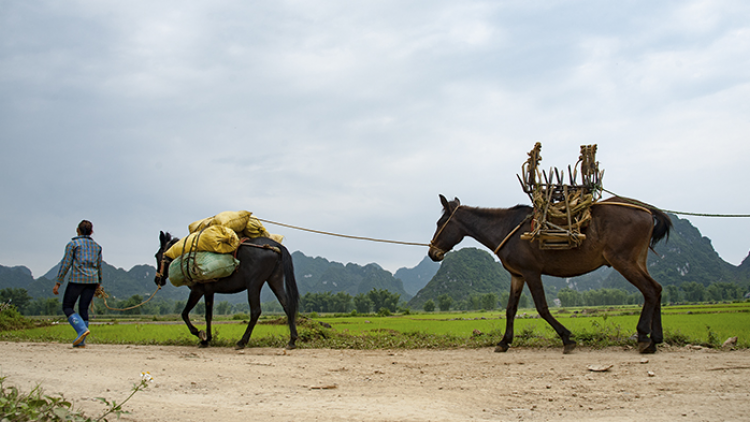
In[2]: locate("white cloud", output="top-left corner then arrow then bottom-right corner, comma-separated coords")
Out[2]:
2,0 -> 749,277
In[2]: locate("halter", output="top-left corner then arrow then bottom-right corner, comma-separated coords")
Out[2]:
155,239 -> 176,284
431,204 -> 533,257
155,256 -> 171,281
429,204 -> 461,256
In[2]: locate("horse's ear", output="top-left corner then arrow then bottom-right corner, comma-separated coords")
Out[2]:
159,231 -> 166,246
439,194 -> 460,211
439,194 -> 450,209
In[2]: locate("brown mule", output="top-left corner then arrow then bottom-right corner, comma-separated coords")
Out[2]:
428,195 -> 671,354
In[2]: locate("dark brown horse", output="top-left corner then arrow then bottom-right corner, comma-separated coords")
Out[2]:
428,194 -> 672,354
155,232 -> 299,350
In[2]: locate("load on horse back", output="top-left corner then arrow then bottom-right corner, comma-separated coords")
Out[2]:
154,211 -> 299,350
428,144 -> 672,354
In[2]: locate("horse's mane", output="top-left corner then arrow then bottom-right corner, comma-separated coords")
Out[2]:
509,204 -> 533,212
469,204 -> 532,214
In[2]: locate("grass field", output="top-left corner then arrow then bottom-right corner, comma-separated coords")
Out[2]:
3,302 -> 748,349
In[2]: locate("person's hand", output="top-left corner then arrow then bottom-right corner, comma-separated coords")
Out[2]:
53,282 -> 60,295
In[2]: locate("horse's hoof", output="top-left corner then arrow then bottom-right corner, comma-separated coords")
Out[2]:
285,343 -> 296,350
563,342 -> 577,354
198,330 -> 208,342
199,341 -> 209,348
494,343 -> 509,353
234,344 -> 246,351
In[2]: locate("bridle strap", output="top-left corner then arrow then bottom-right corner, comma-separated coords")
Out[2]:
429,205 -> 461,254
155,255 -> 171,280
492,214 -> 532,255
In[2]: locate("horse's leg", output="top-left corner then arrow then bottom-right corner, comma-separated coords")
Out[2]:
608,258 -> 662,353
235,284 -> 263,350
182,289 -> 205,344
201,292 -> 215,348
267,273 -> 298,350
524,273 -> 575,354
496,275 -> 524,353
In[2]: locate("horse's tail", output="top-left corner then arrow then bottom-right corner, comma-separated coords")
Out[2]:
650,207 -> 672,248
278,244 -> 299,319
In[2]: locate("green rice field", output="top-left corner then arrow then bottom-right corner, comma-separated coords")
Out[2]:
3,302 -> 748,350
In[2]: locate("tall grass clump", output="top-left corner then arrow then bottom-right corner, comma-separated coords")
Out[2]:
0,372 -> 153,422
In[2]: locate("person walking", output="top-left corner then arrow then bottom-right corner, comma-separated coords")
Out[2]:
53,220 -> 102,348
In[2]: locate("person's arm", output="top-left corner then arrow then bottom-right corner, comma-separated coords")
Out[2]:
54,242 -> 75,294
97,247 -> 103,284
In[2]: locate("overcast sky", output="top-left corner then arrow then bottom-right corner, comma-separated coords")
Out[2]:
2,1 -> 749,279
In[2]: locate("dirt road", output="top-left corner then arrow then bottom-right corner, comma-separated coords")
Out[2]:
2,341 -> 749,422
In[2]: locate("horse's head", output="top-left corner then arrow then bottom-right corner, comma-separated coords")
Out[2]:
428,194 -> 463,262
154,231 -> 177,287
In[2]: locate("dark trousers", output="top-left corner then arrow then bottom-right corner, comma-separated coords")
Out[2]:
62,283 -> 98,320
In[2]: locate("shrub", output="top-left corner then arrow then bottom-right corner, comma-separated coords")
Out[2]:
0,304 -> 37,332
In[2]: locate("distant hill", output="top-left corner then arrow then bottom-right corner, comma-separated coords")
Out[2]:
288,251 -> 412,301
602,214 -> 748,292
3,213 -> 749,308
394,256 -> 440,296
407,248 -> 510,309
7,261 -> 188,302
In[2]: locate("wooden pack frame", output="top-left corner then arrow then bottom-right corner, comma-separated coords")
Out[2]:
517,143 -> 604,249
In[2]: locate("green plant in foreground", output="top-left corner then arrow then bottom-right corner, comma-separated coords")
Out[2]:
0,372 -> 153,422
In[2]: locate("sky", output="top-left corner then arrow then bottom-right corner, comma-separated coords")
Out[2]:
1,1 -> 749,279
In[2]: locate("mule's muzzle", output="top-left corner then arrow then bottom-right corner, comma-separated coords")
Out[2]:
428,245 -> 445,262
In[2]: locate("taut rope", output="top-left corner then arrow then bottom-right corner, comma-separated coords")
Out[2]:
602,189 -> 750,218
257,218 -> 431,247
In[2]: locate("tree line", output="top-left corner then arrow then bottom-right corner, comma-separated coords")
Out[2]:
1,281 -> 747,317
557,281 -> 747,307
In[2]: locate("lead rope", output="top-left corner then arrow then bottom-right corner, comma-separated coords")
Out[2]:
94,284 -> 162,312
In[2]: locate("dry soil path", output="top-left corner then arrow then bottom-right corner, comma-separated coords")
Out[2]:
2,342 -> 749,422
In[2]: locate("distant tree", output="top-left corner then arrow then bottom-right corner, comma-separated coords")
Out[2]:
353,293 -> 373,314
557,288 -> 581,308
680,281 -> 706,303
518,293 -> 530,309
331,291 -> 353,313
462,295 -> 481,311
480,293 -> 497,311
193,301 -> 205,315
499,292 -> 510,309
43,298 -> 62,316
423,299 -> 435,312
120,295 -> 144,315
0,288 -> 32,314
367,289 -> 399,313
173,300 -> 187,314
437,294 -> 452,312
664,285 -> 681,303
706,282 -> 745,302
300,291 -> 353,313
216,301 -> 232,315
262,301 -> 283,314
233,302 -> 250,314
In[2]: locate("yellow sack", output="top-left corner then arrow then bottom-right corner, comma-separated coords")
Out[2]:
165,225 -> 241,259
213,210 -> 253,232
188,210 -> 252,234
269,233 -> 285,244
244,216 -> 271,238
188,217 -> 214,233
